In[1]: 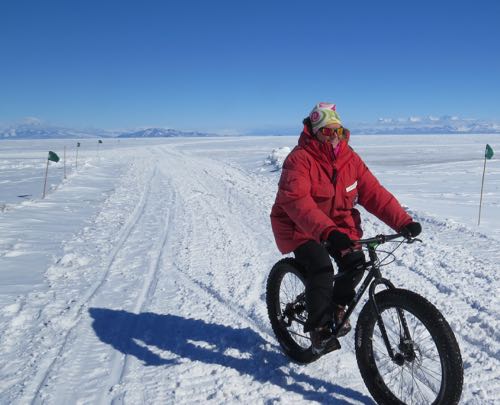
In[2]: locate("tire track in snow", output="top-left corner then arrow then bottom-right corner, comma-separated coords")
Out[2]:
99,181 -> 178,404
139,148 -> 363,403
92,151 -> 286,403
18,146 -> 278,404
111,148 -> 290,403
155,148 -> 275,337
18,163 -> 158,404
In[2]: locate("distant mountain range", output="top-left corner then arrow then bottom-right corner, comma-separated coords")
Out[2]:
351,115 -> 500,135
0,120 -> 215,140
0,119 -> 114,140
1,116 -> 499,139
118,128 -> 216,138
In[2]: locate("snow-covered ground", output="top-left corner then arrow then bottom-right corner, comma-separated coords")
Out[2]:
0,135 -> 498,404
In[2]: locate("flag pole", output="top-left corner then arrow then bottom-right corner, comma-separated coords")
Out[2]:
75,143 -> 79,170
478,154 -> 487,226
64,146 -> 67,179
42,158 -> 50,199
42,151 -> 60,199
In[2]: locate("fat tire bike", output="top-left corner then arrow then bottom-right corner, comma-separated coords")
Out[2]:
266,233 -> 463,404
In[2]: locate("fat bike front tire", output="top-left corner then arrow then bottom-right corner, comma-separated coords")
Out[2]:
266,258 -> 320,364
355,288 -> 463,405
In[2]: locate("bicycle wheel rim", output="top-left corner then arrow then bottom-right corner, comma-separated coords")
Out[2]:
372,307 -> 444,404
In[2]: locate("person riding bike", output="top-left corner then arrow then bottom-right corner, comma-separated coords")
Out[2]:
270,102 -> 421,355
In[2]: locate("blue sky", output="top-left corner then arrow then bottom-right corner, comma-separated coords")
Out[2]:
1,0 -> 499,133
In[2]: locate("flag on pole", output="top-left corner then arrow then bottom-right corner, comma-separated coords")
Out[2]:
48,151 -> 60,162
485,144 -> 494,160
63,146 -> 67,179
75,144 -> 80,169
43,151 -> 59,198
478,144 -> 494,225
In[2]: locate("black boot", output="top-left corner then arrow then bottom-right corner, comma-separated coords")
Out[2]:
310,325 -> 341,355
334,305 -> 352,337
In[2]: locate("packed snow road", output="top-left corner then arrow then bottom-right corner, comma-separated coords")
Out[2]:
0,137 -> 498,404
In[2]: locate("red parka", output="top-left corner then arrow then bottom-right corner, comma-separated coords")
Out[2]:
270,122 -> 412,254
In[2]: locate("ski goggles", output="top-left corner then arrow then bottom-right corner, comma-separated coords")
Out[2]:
319,126 -> 345,139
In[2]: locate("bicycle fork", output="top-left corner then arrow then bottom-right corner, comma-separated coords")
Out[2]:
369,277 -> 413,363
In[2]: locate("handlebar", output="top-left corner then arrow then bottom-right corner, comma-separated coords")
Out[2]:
355,233 -> 404,245
323,233 -> 421,250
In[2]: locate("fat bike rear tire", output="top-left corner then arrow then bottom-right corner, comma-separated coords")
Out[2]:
266,258 -> 320,364
355,288 -> 463,405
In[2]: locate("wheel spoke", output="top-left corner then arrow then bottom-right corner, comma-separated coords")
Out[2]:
407,365 -> 431,404
414,362 -> 442,381
288,329 -> 310,340
372,341 -> 392,358
405,362 -> 440,398
412,322 -> 430,342
399,365 -> 404,400
410,360 -> 416,405
420,353 -> 441,364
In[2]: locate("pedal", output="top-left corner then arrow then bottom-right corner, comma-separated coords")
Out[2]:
325,337 -> 341,354
312,337 -> 341,356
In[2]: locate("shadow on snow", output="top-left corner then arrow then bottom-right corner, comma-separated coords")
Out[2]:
89,308 -> 374,404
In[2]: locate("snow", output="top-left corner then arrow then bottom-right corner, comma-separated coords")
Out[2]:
265,146 -> 291,171
0,134 -> 499,404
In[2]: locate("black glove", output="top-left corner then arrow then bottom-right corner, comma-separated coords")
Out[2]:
327,230 -> 353,252
400,221 -> 422,238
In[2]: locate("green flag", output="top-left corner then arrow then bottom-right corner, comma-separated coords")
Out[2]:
485,144 -> 494,160
48,151 -> 60,162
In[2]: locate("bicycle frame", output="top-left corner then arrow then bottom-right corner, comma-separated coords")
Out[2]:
332,235 -> 414,361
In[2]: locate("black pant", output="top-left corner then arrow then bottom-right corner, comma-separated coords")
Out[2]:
294,240 -> 365,332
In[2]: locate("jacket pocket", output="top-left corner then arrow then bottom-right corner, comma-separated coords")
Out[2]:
311,183 -> 334,202
342,180 -> 358,208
